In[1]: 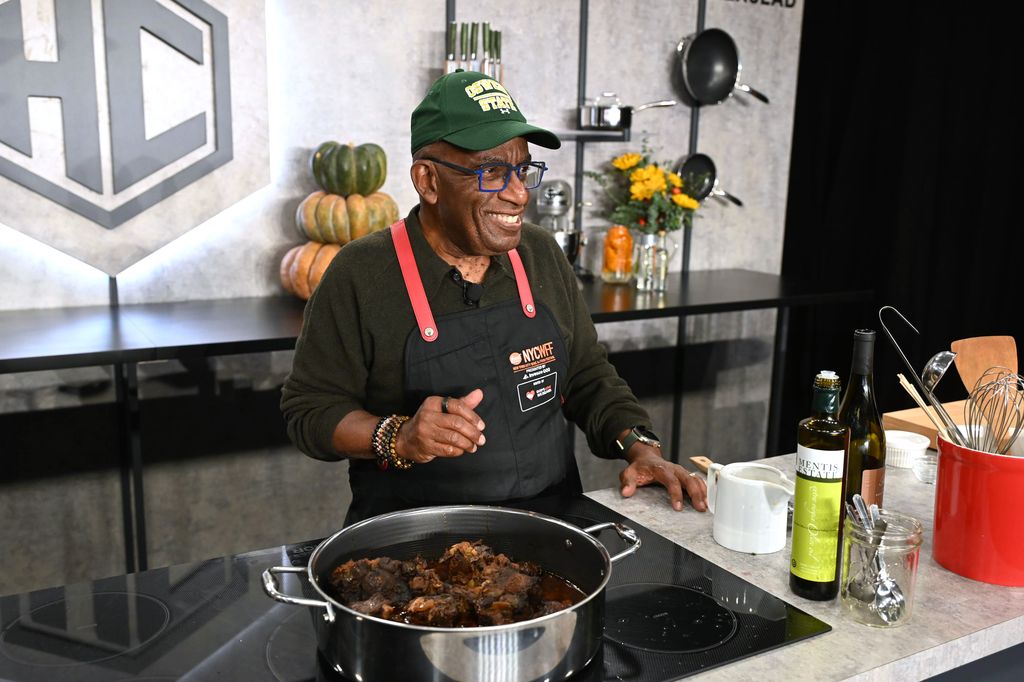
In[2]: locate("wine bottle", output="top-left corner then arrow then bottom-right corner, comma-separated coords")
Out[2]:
839,329 -> 886,507
790,370 -> 850,601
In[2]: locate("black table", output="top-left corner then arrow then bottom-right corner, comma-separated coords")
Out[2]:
0,269 -> 869,572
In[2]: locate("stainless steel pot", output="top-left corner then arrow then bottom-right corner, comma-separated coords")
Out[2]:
262,505 -> 640,682
578,93 -> 677,130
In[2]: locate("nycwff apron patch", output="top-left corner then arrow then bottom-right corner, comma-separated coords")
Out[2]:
510,340 -> 558,412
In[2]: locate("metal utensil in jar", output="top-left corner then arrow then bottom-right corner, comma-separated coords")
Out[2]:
878,306 -> 965,446
922,351 -> 957,393
851,494 -> 907,624
963,368 -> 1024,455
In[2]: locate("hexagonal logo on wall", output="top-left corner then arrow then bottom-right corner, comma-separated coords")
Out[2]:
0,0 -> 269,274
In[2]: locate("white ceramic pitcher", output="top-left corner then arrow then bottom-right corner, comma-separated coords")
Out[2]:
707,462 -> 795,554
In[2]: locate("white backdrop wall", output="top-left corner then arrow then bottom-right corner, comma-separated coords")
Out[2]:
0,0 -> 805,458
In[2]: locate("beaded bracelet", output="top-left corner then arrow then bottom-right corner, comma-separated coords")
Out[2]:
371,415 -> 393,471
386,416 -> 413,470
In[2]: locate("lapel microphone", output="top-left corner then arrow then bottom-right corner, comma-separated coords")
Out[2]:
449,267 -> 483,306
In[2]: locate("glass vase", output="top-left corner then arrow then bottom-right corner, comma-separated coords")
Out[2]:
634,231 -> 677,291
601,225 -> 634,284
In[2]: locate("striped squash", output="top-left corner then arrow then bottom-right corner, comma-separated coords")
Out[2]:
295,190 -> 399,244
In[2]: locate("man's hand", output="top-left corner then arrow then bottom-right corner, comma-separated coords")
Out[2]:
395,389 -> 486,463
619,445 -> 708,512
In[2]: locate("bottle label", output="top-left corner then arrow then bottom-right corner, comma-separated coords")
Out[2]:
795,445 -> 844,481
860,468 -> 885,507
791,445 -> 844,583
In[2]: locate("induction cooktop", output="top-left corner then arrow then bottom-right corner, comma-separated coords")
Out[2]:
0,495 -> 830,681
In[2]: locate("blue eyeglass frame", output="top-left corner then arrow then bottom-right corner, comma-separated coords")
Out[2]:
420,156 -> 548,192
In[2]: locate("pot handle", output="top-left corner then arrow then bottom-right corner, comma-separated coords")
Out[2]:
734,82 -> 770,104
583,522 -> 642,563
711,186 -> 744,206
262,566 -> 336,623
633,99 -> 677,112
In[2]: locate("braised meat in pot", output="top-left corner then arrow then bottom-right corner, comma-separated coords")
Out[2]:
328,540 -> 585,627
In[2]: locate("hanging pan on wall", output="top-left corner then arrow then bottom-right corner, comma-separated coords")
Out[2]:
674,153 -> 743,206
675,28 -> 769,106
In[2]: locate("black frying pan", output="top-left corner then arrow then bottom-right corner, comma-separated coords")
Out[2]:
674,153 -> 743,206
676,28 -> 769,105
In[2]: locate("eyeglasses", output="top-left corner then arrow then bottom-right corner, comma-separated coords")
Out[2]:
421,156 -> 548,192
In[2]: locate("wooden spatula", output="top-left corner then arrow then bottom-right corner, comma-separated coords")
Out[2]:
950,336 -> 1018,394
689,455 -> 713,474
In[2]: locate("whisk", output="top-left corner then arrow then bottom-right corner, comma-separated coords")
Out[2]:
963,367 -> 1024,455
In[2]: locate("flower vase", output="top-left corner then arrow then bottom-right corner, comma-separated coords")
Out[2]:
601,225 -> 634,284
634,231 -> 676,291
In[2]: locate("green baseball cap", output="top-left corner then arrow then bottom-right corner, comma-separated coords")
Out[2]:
411,70 -> 561,154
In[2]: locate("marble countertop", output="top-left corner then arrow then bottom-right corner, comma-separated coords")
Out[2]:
586,454 -> 1024,681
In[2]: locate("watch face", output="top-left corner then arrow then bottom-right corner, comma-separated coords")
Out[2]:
635,427 -> 660,443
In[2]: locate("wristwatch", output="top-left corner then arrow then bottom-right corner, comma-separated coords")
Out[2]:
615,426 -> 661,456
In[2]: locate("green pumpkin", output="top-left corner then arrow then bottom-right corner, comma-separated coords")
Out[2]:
310,141 -> 387,196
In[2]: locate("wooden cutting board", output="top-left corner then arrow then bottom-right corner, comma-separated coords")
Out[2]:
882,400 -> 967,450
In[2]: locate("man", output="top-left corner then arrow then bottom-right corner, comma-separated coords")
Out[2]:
281,70 -> 707,525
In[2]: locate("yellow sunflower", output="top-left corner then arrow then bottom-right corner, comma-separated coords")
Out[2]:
671,192 -> 699,210
630,181 -> 655,201
611,153 -> 642,170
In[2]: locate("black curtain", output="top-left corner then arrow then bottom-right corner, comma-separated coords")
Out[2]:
777,2 -> 1022,452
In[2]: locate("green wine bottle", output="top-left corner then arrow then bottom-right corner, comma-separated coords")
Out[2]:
790,370 -> 850,601
839,329 -> 886,507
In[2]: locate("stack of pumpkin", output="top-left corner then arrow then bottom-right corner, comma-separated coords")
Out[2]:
280,141 -> 400,299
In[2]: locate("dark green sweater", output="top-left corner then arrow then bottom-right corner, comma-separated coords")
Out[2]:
280,207 -> 650,462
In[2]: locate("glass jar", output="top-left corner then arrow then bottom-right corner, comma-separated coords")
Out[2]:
840,510 -> 923,627
601,225 -> 633,284
634,231 -> 676,291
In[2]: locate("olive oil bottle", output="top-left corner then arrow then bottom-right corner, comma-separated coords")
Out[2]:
839,329 -> 886,507
790,370 -> 850,600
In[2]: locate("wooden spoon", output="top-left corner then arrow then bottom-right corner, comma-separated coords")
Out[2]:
950,336 -> 1018,394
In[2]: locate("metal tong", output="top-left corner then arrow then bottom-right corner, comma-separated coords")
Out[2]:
879,306 -> 966,446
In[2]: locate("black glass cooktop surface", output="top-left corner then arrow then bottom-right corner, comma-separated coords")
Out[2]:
0,496 -> 830,680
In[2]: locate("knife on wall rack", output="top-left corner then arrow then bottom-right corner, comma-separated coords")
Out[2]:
493,30 -> 502,82
445,22 -> 457,73
460,22 -> 469,71
469,22 -> 479,72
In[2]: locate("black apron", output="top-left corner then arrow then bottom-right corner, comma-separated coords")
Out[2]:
345,220 -> 580,525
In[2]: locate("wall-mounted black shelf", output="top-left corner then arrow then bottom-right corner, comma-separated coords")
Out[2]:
553,128 -> 630,143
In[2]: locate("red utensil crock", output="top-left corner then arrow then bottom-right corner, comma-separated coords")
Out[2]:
933,435 -> 1024,586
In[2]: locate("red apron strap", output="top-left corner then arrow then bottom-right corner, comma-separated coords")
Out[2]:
390,220 -> 438,342
507,249 -> 537,319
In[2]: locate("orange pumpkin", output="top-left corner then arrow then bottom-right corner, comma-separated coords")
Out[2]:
280,241 -> 341,300
295,190 -> 399,244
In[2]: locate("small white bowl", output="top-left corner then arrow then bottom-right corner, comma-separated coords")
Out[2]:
886,430 -> 931,468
